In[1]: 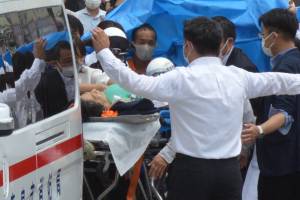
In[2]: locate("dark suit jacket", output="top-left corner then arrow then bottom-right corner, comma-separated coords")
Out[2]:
35,67 -> 69,118
256,48 -> 300,176
226,47 -> 258,73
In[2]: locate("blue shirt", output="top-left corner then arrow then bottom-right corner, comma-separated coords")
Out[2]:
76,8 -> 106,33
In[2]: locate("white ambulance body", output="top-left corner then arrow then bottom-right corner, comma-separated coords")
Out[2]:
0,0 -> 83,199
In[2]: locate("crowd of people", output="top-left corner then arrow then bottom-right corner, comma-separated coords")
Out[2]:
1,0 -> 300,200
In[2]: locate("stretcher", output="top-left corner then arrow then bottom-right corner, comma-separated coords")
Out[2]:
83,113 -> 167,200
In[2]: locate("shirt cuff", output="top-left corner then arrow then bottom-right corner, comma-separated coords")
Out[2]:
269,106 -> 294,135
159,143 -> 176,164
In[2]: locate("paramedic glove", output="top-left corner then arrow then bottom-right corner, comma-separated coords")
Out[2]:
92,28 -> 110,53
242,124 -> 261,144
34,38 -> 46,60
149,154 -> 168,179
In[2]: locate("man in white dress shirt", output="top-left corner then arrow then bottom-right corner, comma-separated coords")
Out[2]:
91,17 -> 300,200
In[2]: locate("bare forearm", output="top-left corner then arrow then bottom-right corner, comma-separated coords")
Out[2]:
260,113 -> 285,135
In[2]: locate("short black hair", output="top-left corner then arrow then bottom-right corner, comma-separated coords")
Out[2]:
67,14 -> 84,37
53,41 -> 71,60
12,51 -> 34,80
259,8 -> 298,40
184,17 -> 222,56
132,23 -> 157,42
212,16 -> 236,41
73,37 -> 86,57
81,100 -> 104,122
98,20 -> 125,32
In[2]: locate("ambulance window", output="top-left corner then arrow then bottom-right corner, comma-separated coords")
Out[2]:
0,6 -> 76,130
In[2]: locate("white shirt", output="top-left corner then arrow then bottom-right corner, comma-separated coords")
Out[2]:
85,51 -> 98,66
0,88 -> 16,107
58,73 -> 75,102
76,8 -> 106,33
97,48 -> 300,159
0,59 -> 46,128
15,59 -> 46,128
15,59 -> 46,100
78,64 -> 109,84
159,100 -> 256,164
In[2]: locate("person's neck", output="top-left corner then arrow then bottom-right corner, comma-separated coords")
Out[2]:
273,40 -> 296,57
188,52 -> 205,63
133,55 -> 150,74
87,8 -> 99,17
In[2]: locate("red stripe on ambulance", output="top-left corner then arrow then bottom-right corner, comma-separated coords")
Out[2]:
0,134 -> 82,187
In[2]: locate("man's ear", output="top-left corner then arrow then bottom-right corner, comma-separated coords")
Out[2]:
227,38 -> 235,48
185,40 -> 193,50
271,32 -> 279,40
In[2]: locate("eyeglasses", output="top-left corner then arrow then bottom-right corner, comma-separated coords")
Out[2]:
110,48 -> 128,56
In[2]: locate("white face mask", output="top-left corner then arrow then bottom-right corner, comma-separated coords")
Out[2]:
85,0 -> 101,10
134,44 -> 154,61
261,33 -> 275,57
183,42 -> 193,64
219,39 -> 229,59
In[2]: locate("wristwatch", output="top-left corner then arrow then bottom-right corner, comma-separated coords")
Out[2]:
257,125 -> 265,138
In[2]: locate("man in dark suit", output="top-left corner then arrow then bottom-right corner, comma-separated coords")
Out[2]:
35,41 -> 75,118
212,16 -> 258,72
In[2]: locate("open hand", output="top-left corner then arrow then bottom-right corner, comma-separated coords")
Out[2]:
34,38 -> 46,60
92,28 -> 110,53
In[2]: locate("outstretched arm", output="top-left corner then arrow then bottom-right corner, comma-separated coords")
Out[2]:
92,28 -> 180,103
242,71 -> 300,99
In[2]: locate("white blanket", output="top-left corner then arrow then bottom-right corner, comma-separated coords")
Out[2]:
83,116 -> 160,175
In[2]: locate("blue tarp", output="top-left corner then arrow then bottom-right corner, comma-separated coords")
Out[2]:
16,31 -> 70,53
4,50 -> 12,66
0,55 -> 4,69
106,0 -> 289,71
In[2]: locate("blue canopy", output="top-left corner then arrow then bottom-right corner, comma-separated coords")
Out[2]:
106,0 -> 289,71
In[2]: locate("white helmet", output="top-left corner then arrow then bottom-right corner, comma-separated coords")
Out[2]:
146,57 -> 175,76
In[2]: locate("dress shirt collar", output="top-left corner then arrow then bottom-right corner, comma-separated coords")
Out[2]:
271,47 -> 297,68
82,8 -> 105,19
189,56 -> 223,68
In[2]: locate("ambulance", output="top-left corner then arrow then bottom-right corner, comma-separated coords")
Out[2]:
0,0 -> 83,199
